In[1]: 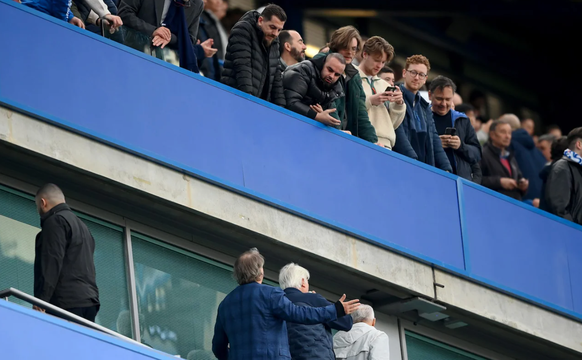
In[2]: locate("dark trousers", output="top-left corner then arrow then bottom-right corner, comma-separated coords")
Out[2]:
66,305 -> 100,322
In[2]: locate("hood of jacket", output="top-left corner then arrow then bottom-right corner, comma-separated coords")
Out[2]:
450,109 -> 469,126
333,323 -> 377,357
512,128 -> 536,150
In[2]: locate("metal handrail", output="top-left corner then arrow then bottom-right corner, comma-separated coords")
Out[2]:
0,287 -> 163,354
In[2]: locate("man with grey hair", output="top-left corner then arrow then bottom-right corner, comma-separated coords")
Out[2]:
280,263 -> 353,360
212,249 -> 360,360
499,113 -> 546,203
333,304 -> 390,360
33,183 -> 100,321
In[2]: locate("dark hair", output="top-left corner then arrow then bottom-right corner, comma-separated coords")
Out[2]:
489,119 -> 510,134
326,52 -> 346,65
455,103 -> 474,114
551,136 -> 569,161
378,66 -> 393,75
429,75 -> 457,93
233,248 -> 265,285
328,26 -> 362,54
278,30 -> 292,55
261,4 -> 287,22
567,127 -> 582,150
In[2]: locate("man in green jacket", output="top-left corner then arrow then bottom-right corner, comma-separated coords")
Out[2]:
314,26 -> 378,144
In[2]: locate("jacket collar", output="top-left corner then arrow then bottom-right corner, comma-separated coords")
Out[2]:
355,65 -> 379,83
486,141 -> 511,158
40,203 -> 70,226
283,287 -> 303,295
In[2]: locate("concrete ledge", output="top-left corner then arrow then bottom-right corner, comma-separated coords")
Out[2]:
0,106 -> 434,298
435,269 -> 582,353
2,106 -> 582,355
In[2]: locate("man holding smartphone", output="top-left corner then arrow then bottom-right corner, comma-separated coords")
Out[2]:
429,76 -> 482,183
356,36 -> 406,149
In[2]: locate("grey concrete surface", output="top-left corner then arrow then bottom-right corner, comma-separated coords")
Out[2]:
2,106 -> 582,357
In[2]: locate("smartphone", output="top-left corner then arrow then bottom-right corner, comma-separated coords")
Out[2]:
384,86 -> 397,93
445,127 -> 457,136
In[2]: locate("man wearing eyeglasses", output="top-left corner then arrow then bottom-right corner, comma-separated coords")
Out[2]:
393,55 -> 452,172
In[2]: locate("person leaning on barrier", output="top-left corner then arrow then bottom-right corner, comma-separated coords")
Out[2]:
33,184 -> 100,322
280,263 -> 353,360
545,127 -> 582,224
212,248 -> 360,360
282,53 -> 346,127
221,4 -> 287,106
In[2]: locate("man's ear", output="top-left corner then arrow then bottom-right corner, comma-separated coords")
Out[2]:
285,42 -> 291,52
257,16 -> 263,26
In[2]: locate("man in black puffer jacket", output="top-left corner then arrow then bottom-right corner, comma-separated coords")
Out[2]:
221,5 -> 286,106
283,53 -> 346,127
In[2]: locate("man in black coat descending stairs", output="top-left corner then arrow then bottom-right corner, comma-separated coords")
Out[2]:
221,4 -> 287,107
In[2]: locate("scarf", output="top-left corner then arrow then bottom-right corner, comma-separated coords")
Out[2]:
564,149 -> 582,166
164,0 -> 199,73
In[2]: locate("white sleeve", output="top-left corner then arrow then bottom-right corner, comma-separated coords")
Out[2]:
86,10 -> 99,25
369,332 -> 390,360
78,0 -> 111,18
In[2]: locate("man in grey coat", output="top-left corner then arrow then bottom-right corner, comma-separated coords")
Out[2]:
334,305 -> 390,360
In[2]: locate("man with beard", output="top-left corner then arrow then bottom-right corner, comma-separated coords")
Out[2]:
279,30 -> 307,72
283,53 -> 346,127
221,4 -> 287,106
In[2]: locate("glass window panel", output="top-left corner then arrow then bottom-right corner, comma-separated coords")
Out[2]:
0,184 -> 130,337
406,331 -> 490,360
131,232 -> 237,359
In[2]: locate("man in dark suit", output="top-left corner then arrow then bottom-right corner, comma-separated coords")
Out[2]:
279,263 -> 353,360
119,0 -> 211,72
212,248 -> 360,360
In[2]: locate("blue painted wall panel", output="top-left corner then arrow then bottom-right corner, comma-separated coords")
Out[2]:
1,0 -> 582,319
463,185 -> 574,310
0,300 -> 173,359
566,237 -> 582,314
0,1 -> 465,269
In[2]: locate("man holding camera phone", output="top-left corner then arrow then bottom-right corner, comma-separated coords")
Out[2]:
356,36 -> 406,150
429,76 -> 482,183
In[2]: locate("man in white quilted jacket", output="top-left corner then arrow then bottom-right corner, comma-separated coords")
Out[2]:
334,304 -> 390,360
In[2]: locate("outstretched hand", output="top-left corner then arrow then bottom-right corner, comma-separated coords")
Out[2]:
338,294 -> 360,315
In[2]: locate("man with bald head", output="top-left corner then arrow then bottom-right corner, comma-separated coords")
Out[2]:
34,184 -> 100,321
279,29 -> 307,72
499,114 -> 546,204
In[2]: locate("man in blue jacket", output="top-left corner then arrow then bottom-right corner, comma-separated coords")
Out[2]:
429,76 -> 482,183
279,263 -> 353,360
393,55 -> 452,172
212,248 -> 360,360
21,0 -> 86,28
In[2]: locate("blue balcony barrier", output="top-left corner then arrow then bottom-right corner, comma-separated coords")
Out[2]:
1,0 -> 581,320
0,299 -> 175,359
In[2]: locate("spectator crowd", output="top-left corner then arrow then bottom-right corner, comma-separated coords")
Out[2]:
16,0 -> 582,226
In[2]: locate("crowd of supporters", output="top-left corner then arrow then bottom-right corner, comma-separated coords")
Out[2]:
16,0 -> 582,224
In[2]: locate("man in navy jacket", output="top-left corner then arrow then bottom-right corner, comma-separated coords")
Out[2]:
212,248 -> 360,360
393,55 -> 452,172
429,76 -> 482,183
280,263 -> 353,360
